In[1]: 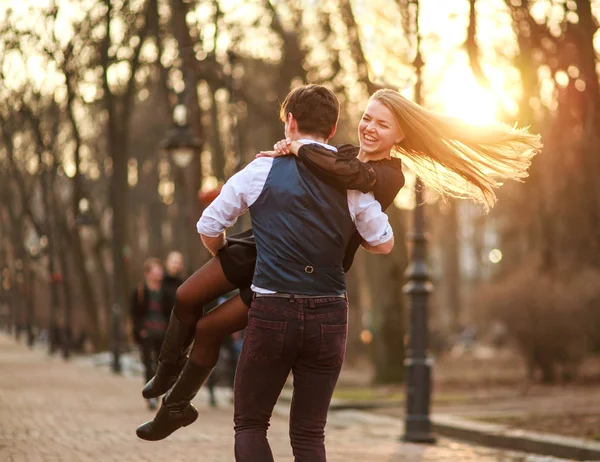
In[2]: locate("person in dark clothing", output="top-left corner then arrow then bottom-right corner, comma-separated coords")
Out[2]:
130,258 -> 171,410
204,291 -> 241,408
162,251 -> 185,311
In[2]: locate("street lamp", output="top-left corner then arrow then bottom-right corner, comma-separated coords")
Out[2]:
162,99 -> 202,264
162,102 -> 202,168
402,0 -> 436,444
75,198 -> 94,228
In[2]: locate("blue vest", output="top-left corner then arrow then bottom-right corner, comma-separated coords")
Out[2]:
250,156 -> 355,295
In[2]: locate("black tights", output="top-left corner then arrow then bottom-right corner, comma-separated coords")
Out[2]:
173,255 -> 249,367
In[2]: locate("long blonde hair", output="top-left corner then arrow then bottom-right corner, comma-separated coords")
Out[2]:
372,89 -> 541,210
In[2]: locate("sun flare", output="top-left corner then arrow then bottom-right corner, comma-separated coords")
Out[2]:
436,66 -> 499,125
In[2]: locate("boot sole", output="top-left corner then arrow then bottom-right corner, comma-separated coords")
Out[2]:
135,410 -> 198,441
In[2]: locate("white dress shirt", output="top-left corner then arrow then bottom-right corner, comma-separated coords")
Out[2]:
197,140 -> 393,293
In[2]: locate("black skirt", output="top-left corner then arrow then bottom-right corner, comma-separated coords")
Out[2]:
218,229 -> 256,307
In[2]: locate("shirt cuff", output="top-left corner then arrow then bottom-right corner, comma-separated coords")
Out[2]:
196,217 -> 225,237
365,224 -> 393,247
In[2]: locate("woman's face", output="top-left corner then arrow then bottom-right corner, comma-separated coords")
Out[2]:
358,99 -> 403,157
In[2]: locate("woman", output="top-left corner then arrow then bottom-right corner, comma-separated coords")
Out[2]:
136,89 -> 540,440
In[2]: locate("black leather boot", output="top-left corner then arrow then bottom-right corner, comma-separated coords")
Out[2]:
142,310 -> 195,399
136,360 -> 214,441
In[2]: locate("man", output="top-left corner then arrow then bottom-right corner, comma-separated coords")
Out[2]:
130,258 -> 170,410
198,85 -> 394,461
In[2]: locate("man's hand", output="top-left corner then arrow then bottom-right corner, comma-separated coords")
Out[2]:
201,233 -> 227,257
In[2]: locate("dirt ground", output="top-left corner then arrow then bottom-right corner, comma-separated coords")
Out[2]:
337,348 -> 600,442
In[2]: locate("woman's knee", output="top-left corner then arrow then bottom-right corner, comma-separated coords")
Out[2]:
194,317 -> 221,343
175,285 -> 188,308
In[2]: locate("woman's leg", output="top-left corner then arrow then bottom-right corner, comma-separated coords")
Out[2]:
174,256 -> 237,325
189,294 -> 250,366
136,294 -> 250,441
142,255 -> 236,399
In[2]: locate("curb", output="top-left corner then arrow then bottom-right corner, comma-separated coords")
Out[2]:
432,414 -> 600,462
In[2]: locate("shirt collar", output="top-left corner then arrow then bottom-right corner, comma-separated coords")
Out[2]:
297,139 -> 338,152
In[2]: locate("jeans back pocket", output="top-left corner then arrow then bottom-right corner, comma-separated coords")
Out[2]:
247,317 -> 287,364
317,324 -> 347,368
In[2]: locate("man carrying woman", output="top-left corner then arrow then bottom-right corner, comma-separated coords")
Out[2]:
136,83 -> 540,459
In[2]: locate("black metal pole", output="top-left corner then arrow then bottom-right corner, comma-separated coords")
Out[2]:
403,0 -> 436,444
25,264 -> 35,349
110,173 -> 124,374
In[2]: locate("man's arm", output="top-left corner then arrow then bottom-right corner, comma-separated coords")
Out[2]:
196,157 -> 272,255
349,190 -> 394,255
201,233 -> 227,257
362,235 -> 394,254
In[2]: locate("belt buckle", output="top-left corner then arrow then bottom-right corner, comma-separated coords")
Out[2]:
304,265 -> 314,274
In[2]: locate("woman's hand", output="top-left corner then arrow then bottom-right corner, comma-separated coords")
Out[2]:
257,139 -> 300,158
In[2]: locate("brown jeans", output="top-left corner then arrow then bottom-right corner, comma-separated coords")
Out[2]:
233,295 -> 348,462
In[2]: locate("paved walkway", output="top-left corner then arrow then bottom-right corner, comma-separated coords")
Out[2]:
0,335 -> 575,461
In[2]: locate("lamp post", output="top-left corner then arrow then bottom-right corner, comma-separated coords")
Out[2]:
24,236 -> 46,349
403,0 -> 436,444
162,98 -> 202,262
1,266 -> 12,334
14,259 -> 24,341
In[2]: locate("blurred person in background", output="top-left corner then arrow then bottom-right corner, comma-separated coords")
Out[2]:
162,251 -> 185,311
204,290 -> 242,408
130,258 -> 171,410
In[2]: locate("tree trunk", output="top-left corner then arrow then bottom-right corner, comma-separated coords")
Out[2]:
370,206 -> 408,384
345,253 -> 368,366
171,0 -> 207,271
438,200 -> 461,333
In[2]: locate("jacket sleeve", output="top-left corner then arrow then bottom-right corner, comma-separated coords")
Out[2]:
297,143 -> 376,193
370,161 -> 405,210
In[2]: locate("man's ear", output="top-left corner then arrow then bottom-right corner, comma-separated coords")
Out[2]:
287,112 -> 297,134
328,122 -> 338,140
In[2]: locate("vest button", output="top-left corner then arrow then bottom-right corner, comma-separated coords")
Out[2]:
304,266 -> 314,274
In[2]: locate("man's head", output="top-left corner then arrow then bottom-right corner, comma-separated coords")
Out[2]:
165,251 -> 184,277
279,84 -> 339,141
144,258 -> 164,286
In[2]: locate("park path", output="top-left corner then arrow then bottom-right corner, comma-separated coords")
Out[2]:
0,334 -> 575,462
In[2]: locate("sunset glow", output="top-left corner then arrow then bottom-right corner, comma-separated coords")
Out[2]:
436,66 -> 499,125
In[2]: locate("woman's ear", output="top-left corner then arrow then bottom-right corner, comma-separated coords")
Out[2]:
395,126 -> 406,144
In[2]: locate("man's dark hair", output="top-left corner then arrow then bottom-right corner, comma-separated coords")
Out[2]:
279,84 -> 340,139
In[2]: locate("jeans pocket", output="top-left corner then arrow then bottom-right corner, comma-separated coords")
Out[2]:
247,317 -> 287,364
317,324 -> 347,368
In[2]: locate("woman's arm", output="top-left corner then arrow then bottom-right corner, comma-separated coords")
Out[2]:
259,141 -> 376,193
342,159 -> 405,271
297,143 -> 376,193
369,159 -> 405,209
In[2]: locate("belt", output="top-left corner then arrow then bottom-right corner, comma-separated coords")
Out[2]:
254,293 -> 346,300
